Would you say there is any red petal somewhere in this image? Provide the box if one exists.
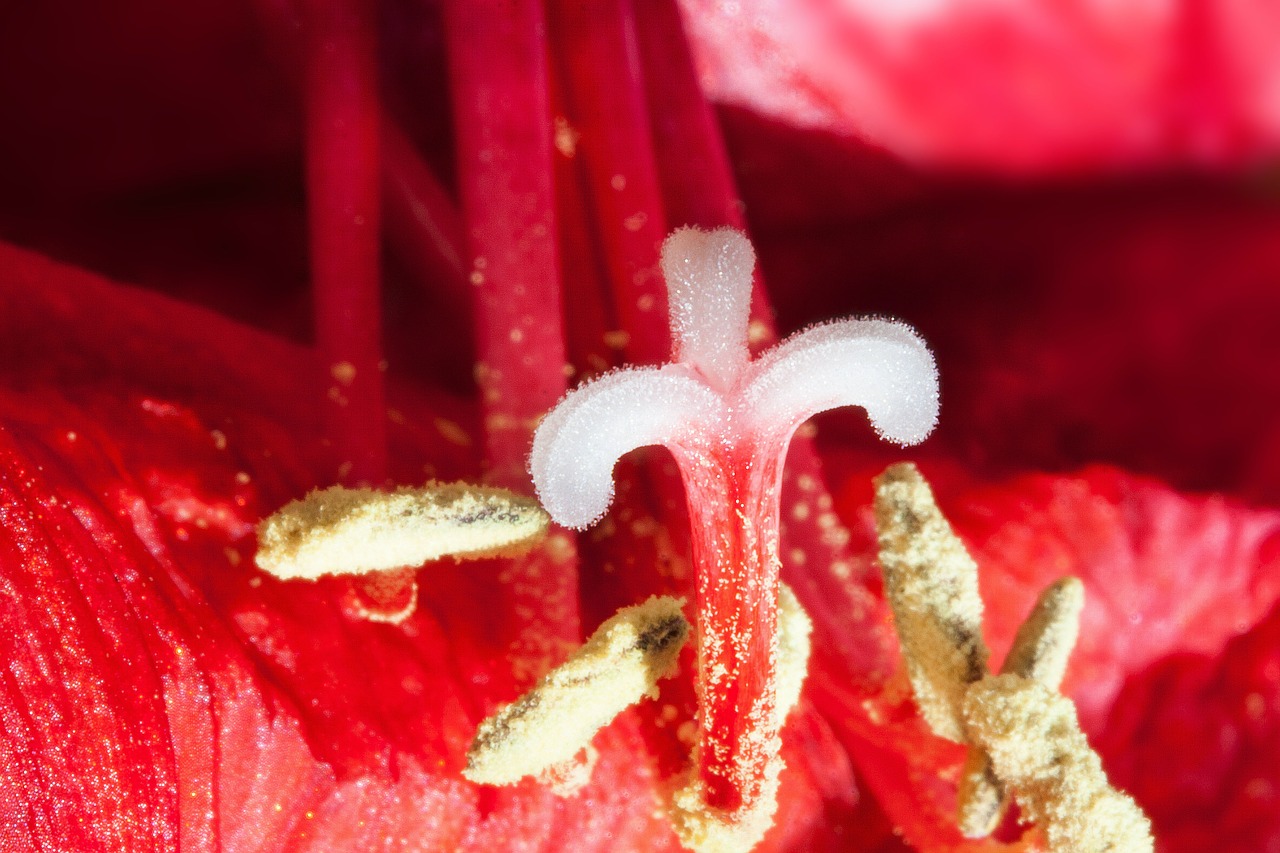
[1100,599,1280,851]
[682,0,1280,171]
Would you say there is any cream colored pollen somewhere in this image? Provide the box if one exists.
[963,675,1154,853]
[874,462,989,741]
[958,576,1085,837]
[875,463,1150,849]
[255,482,549,581]
[1002,576,1084,687]
[669,763,782,853]
[464,596,689,786]
[962,573,1080,835]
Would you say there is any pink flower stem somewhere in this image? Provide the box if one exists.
[442,0,580,655]
[302,0,387,485]
[252,0,471,330]
[632,0,748,233]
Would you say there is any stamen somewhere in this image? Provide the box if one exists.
[955,749,1007,841]
[873,463,1151,847]
[874,462,989,742]
[1002,576,1084,687]
[255,482,548,580]
[963,675,1154,853]
[464,596,689,786]
[958,577,1085,837]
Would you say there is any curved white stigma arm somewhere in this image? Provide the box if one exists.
[530,226,938,850]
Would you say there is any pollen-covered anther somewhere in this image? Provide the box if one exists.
[873,464,1147,847]
[874,461,989,741]
[255,482,549,579]
[962,675,1154,853]
[464,596,689,787]
[255,482,548,624]
[958,576,1085,837]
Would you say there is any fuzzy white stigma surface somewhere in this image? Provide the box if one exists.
[874,462,989,742]
[255,482,548,580]
[963,675,1154,853]
[464,596,689,786]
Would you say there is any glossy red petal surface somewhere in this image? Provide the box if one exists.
[1100,600,1280,852]
[0,248,686,851]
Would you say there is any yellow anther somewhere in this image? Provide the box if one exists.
[255,482,548,580]
[959,576,1085,836]
[775,582,813,724]
[1003,576,1084,687]
[874,463,1149,847]
[464,596,689,786]
[963,675,1154,853]
[874,462,989,742]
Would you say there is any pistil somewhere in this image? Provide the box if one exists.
[532,226,938,845]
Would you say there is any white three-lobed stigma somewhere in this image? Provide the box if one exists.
[530,226,940,529]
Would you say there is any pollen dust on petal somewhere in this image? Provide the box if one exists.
[464,596,689,786]
[254,482,548,581]
[963,674,1154,853]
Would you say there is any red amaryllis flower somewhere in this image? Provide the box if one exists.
[2,1,1279,852]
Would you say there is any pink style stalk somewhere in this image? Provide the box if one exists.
[531,226,939,835]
